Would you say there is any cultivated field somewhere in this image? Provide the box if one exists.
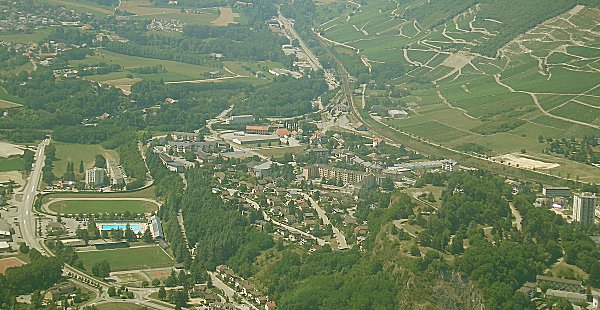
[72,50,224,83]
[47,199,159,214]
[321,0,600,179]
[0,158,24,172]
[52,142,119,177]
[212,7,240,26]
[0,142,24,158]
[0,28,52,43]
[78,246,174,272]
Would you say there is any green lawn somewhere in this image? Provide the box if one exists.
[0,158,24,172]
[95,303,148,310]
[78,246,174,272]
[52,142,118,178]
[256,146,306,158]
[0,28,52,43]
[71,50,221,83]
[48,199,159,214]
[43,186,156,202]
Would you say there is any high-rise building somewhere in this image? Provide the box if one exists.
[572,192,597,225]
[85,167,105,188]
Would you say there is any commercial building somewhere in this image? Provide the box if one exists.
[85,167,105,188]
[573,192,597,225]
[232,135,280,145]
[543,187,571,198]
[388,109,409,119]
[228,115,255,125]
[245,126,271,135]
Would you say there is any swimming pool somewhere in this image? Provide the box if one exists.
[100,224,144,234]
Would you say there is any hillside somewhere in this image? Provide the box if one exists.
[313,0,600,181]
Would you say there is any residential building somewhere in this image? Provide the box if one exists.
[303,165,373,185]
[536,275,583,293]
[171,132,202,142]
[0,219,11,241]
[245,125,271,135]
[85,167,104,188]
[107,159,124,186]
[228,115,255,124]
[545,289,587,303]
[167,161,185,173]
[388,109,409,119]
[543,187,571,198]
[573,192,597,225]
[308,148,330,158]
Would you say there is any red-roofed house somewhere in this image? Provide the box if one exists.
[265,301,277,310]
[246,126,271,135]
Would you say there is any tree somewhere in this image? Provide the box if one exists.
[91,260,111,278]
[158,287,167,300]
[124,224,136,241]
[110,229,123,241]
[426,192,435,202]
[19,242,30,254]
[107,286,116,296]
[143,228,153,243]
[79,160,84,173]
[381,178,394,191]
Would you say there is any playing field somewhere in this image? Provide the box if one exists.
[48,199,159,214]
[0,158,24,172]
[78,246,174,272]
[52,142,119,177]
[0,257,26,275]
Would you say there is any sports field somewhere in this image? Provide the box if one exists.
[0,257,26,275]
[78,246,174,272]
[52,142,119,177]
[48,199,159,214]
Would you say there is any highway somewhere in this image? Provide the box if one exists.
[277,12,322,71]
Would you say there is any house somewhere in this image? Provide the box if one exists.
[167,161,185,173]
[0,219,11,241]
[352,123,368,131]
[44,283,76,301]
[372,137,384,147]
[265,301,277,310]
[253,161,273,178]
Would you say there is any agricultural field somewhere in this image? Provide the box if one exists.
[0,157,24,172]
[43,0,114,15]
[77,246,174,272]
[0,28,52,44]
[52,142,119,177]
[322,0,600,173]
[47,199,159,214]
[71,50,228,84]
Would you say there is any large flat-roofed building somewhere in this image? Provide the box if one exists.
[388,109,409,119]
[573,192,597,225]
[245,126,271,135]
[85,167,104,188]
[543,186,571,198]
[228,115,255,125]
[536,275,583,293]
[232,135,280,145]
[302,165,373,185]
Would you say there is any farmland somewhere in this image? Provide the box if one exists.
[52,142,119,177]
[47,199,159,214]
[0,157,24,172]
[77,246,174,272]
[317,0,599,180]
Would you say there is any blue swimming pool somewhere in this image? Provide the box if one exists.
[100,224,144,234]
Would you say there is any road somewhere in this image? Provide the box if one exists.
[509,202,523,231]
[209,272,256,310]
[17,139,48,253]
[303,194,349,250]
[278,12,322,71]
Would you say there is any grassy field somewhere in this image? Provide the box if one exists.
[44,0,113,15]
[0,28,52,43]
[78,246,174,272]
[72,50,221,83]
[52,142,119,177]
[48,199,159,214]
[95,303,149,310]
[256,146,306,158]
[0,158,24,172]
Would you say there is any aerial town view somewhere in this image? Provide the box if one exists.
[0,0,598,309]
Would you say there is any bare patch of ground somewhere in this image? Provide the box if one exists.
[0,99,22,109]
[0,171,25,186]
[0,142,23,158]
[441,52,475,70]
[103,78,143,95]
[211,7,239,26]
[492,153,559,170]
[0,257,26,275]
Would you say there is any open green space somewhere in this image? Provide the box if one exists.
[72,50,223,82]
[43,0,113,15]
[78,246,174,272]
[48,199,159,214]
[52,142,118,177]
[95,303,150,310]
[256,146,306,158]
[0,28,52,43]
[0,158,24,172]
